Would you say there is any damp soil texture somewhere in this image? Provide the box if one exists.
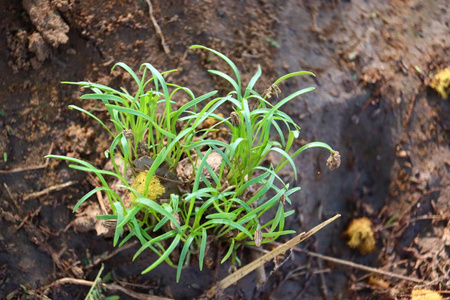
[1,1,449,299]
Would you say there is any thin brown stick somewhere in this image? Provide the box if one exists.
[39,277,173,300]
[154,174,184,184]
[108,282,173,300]
[145,0,170,55]
[16,206,42,231]
[23,181,77,201]
[290,268,331,278]
[251,248,267,290]
[356,259,410,282]
[0,143,53,174]
[205,214,341,298]
[95,188,107,213]
[86,174,108,214]
[403,94,417,132]
[3,183,23,214]
[85,240,138,269]
[317,256,329,299]
[298,249,426,284]
[409,214,450,223]
[0,163,48,174]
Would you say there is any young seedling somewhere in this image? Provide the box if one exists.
[47,45,339,282]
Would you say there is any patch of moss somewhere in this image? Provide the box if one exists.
[344,217,376,254]
[130,171,165,201]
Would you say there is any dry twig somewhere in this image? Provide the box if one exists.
[87,173,108,214]
[23,180,77,201]
[205,214,341,298]
[297,249,426,284]
[251,249,267,290]
[16,205,42,230]
[3,183,23,214]
[39,277,173,300]
[85,240,139,269]
[317,255,330,299]
[145,0,170,55]
[403,94,417,132]
[0,143,53,174]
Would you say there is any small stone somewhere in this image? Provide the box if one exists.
[66,48,77,55]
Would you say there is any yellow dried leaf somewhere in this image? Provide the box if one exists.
[411,289,443,300]
[130,171,165,201]
[344,217,376,254]
[368,275,389,288]
[200,113,224,129]
[430,68,450,100]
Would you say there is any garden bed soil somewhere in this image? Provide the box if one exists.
[0,0,449,299]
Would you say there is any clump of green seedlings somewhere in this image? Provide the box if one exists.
[48,45,339,281]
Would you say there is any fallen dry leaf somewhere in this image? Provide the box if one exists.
[411,289,443,300]
[176,151,223,182]
[72,202,113,237]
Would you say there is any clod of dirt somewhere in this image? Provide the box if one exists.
[6,30,30,73]
[22,0,69,48]
[28,32,50,62]
[343,217,376,255]
[65,124,96,156]
[52,0,71,13]
[411,289,443,300]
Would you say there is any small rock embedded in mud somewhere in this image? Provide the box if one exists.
[326,151,341,170]
[66,48,77,55]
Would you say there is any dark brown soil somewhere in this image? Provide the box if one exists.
[1,1,449,299]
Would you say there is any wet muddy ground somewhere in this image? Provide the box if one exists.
[0,0,449,299]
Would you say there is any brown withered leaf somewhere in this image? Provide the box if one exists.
[326,151,341,170]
